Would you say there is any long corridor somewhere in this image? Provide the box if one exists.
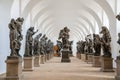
[23,57,115,80]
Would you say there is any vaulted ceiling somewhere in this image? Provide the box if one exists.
[11,0,115,43]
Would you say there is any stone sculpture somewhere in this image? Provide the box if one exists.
[24,27,38,57]
[93,34,101,56]
[84,35,93,54]
[117,33,120,59]
[56,40,62,56]
[76,41,85,54]
[39,34,47,55]
[58,27,71,62]
[8,17,24,57]
[116,13,120,21]
[69,41,73,55]
[33,33,42,56]
[100,26,111,58]
[58,27,70,49]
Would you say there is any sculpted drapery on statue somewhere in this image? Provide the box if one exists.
[24,27,38,57]
[58,27,70,49]
[58,27,71,62]
[33,33,42,56]
[117,33,120,59]
[93,34,101,56]
[39,34,47,55]
[8,17,24,57]
[84,35,93,54]
[100,26,112,58]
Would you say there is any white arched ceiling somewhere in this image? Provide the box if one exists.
[20,0,115,42]
[38,14,89,36]
[31,4,99,32]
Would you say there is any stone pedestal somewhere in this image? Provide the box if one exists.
[23,57,34,71]
[92,56,101,67]
[44,54,47,62]
[87,54,93,63]
[5,56,23,80]
[61,49,71,62]
[115,59,120,80]
[40,55,44,64]
[77,53,81,59]
[46,54,50,60]
[81,54,87,61]
[100,57,114,72]
[34,56,40,67]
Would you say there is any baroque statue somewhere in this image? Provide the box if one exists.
[117,33,120,59]
[8,17,24,57]
[33,33,42,56]
[84,35,93,54]
[56,40,62,56]
[24,27,38,57]
[100,26,112,58]
[93,34,101,56]
[116,13,120,21]
[58,27,70,49]
[39,34,47,55]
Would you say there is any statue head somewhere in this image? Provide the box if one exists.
[100,26,108,35]
[116,13,120,21]
[118,33,120,37]
[39,33,42,37]
[45,37,48,40]
[10,18,15,23]
[29,27,34,31]
[16,17,24,22]
[64,26,70,32]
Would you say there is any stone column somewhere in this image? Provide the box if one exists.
[23,57,34,71]
[5,56,23,80]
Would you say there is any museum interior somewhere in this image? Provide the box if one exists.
[0,0,120,80]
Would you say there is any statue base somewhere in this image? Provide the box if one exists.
[115,59,120,80]
[47,54,50,60]
[69,54,74,57]
[23,57,34,71]
[92,56,101,67]
[100,57,114,72]
[44,54,47,62]
[81,54,87,61]
[86,54,93,63]
[61,49,71,62]
[40,55,44,64]
[34,56,40,67]
[5,56,23,80]
[115,76,120,80]
[77,53,81,59]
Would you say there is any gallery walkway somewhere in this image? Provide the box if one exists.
[23,57,115,80]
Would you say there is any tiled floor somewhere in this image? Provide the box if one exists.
[23,57,115,80]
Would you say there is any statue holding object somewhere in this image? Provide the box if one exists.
[24,27,38,57]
